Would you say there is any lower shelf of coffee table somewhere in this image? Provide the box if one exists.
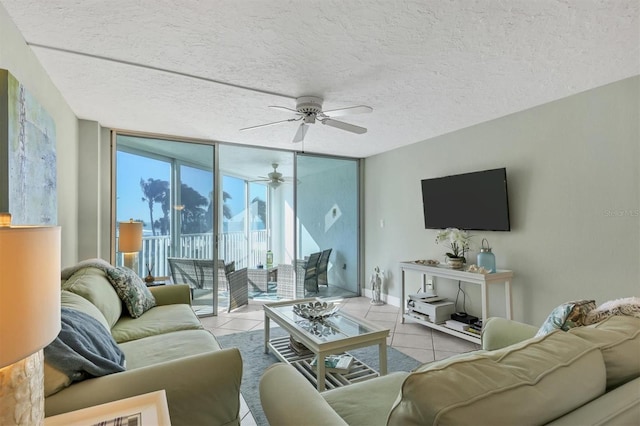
[269,335,380,390]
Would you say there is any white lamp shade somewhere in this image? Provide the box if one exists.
[119,221,143,253]
[0,225,61,368]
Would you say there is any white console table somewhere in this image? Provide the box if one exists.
[400,261,514,344]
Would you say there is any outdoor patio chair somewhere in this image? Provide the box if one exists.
[276,264,294,300]
[302,251,322,294]
[167,257,199,296]
[192,259,215,289]
[317,248,332,287]
[167,257,228,296]
[227,267,248,312]
[276,263,305,300]
[217,259,229,291]
[169,257,247,311]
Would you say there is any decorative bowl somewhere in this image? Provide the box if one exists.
[293,301,339,321]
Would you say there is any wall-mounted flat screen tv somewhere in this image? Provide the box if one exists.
[421,168,511,231]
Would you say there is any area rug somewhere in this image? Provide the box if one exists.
[217,327,421,426]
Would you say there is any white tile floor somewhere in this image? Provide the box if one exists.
[200,296,480,425]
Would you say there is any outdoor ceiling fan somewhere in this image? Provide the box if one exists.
[252,163,288,189]
[240,96,372,143]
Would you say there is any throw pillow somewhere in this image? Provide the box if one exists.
[535,299,596,337]
[585,297,640,325]
[105,266,156,318]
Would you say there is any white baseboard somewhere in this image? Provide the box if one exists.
[361,288,401,308]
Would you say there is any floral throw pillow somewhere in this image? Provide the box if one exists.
[105,267,156,318]
[535,299,596,337]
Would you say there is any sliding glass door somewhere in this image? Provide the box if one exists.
[115,134,217,315]
[218,144,294,300]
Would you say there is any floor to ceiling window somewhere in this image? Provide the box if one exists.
[114,133,361,315]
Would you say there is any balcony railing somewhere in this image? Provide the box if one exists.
[133,230,268,277]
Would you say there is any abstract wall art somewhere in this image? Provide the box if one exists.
[0,69,57,225]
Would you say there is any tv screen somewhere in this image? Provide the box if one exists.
[421,168,510,231]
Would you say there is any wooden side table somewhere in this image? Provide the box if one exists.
[400,261,514,344]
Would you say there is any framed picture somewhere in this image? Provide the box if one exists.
[44,390,171,426]
[0,69,57,225]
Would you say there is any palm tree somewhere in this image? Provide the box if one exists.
[206,190,233,230]
[140,178,169,236]
[159,184,171,235]
[180,183,208,233]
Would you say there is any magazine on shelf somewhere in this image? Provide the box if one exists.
[289,336,312,356]
[310,354,354,374]
[466,327,481,336]
[469,320,483,333]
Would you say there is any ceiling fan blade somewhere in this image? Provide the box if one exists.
[292,123,308,143]
[240,117,300,131]
[321,105,373,118]
[269,105,299,114]
[321,118,367,134]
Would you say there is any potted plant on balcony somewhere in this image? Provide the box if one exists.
[435,228,471,269]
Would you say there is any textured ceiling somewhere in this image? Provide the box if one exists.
[1,0,638,158]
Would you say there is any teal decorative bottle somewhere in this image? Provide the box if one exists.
[266,250,273,269]
[477,238,496,273]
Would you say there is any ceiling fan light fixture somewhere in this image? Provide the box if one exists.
[240,96,372,144]
[269,180,281,189]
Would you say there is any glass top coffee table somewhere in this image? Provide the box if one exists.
[264,298,389,391]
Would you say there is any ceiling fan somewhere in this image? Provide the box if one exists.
[240,96,372,143]
[252,163,288,188]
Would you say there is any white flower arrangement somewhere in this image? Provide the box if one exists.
[435,228,471,259]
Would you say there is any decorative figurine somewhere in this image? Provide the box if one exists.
[370,266,384,305]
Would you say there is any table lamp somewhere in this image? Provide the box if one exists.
[118,219,142,272]
[0,212,61,425]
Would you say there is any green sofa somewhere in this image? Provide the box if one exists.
[45,265,243,426]
[260,315,640,425]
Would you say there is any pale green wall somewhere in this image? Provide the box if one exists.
[0,4,79,267]
[364,76,639,325]
[77,120,112,262]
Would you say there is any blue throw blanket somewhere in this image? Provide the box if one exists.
[44,308,125,382]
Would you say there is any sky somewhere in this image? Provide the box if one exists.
[116,150,263,231]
